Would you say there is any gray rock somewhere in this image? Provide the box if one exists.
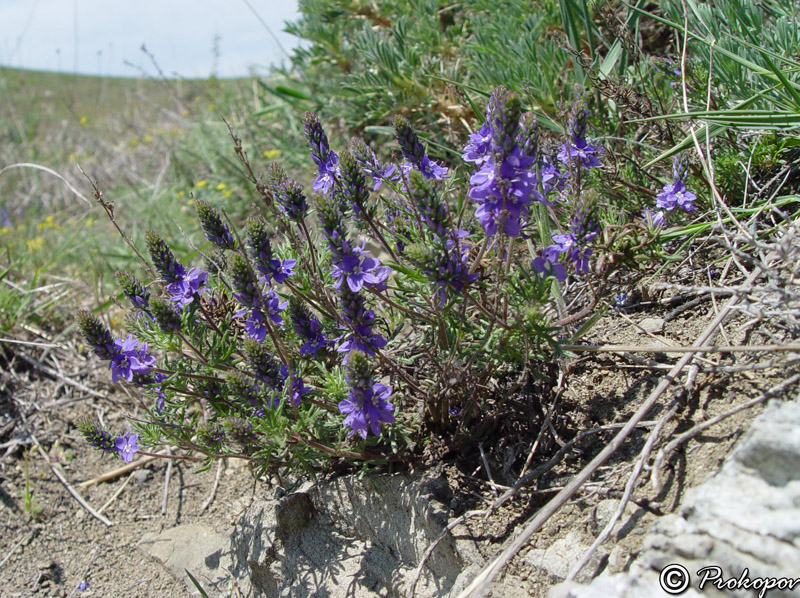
[637,317,665,334]
[138,523,233,597]
[140,473,532,598]
[524,530,606,583]
[549,396,800,598]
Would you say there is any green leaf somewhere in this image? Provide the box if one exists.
[568,307,605,344]
[184,569,210,598]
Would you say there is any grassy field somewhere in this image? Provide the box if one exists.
[0,67,286,333]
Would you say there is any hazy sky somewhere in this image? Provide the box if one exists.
[0,0,302,78]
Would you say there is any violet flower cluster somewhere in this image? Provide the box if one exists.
[533,202,600,279]
[463,86,563,238]
[393,115,448,181]
[338,350,395,439]
[78,310,156,383]
[289,296,330,355]
[145,231,208,308]
[557,103,604,170]
[407,170,478,305]
[230,253,288,343]
[303,111,340,196]
[312,155,390,358]
[116,270,151,313]
[79,419,140,463]
[196,200,235,250]
[268,162,309,222]
[350,136,398,191]
[646,157,697,227]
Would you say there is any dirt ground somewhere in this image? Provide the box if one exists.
[0,253,794,597]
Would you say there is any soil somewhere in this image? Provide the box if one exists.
[0,342,257,598]
[0,254,794,597]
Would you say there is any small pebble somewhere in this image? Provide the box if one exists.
[638,317,665,334]
[133,469,151,484]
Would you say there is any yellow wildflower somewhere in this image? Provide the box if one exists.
[263,149,280,159]
[26,237,45,251]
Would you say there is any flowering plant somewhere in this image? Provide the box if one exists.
[79,86,697,472]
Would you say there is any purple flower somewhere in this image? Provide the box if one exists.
[531,255,567,282]
[109,335,154,382]
[538,203,599,275]
[114,432,139,463]
[303,112,341,196]
[270,258,296,283]
[336,286,387,357]
[166,267,208,308]
[656,180,696,213]
[654,157,697,214]
[77,310,117,360]
[289,297,330,355]
[77,581,90,592]
[332,253,391,292]
[557,106,604,169]
[272,178,309,221]
[244,312,267,342]
[338,350,395,439]
[246,219,296,284]
[462,122,493,165]
[145,231,187,285]
[539,160,567,198]
[290,376,311,407]
[236,289,288,342]
[116,270,150,311]
[262,289,288,324]
[394,116,448,181]
[400,157,449,181]
[469,146,539,237]
[350,136,399,190]
[642,207,666,228]
[303,112,335,166]
[313,153,340,196]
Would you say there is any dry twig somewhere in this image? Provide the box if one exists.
[21,414,113,527]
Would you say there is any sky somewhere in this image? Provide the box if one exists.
[0,0,302,78]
